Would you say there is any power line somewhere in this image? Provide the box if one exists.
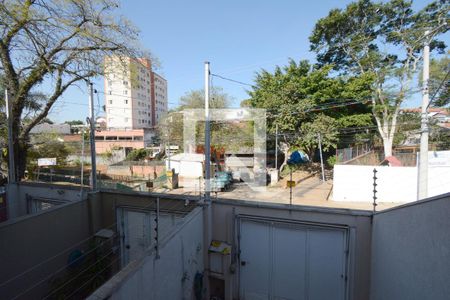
[210,73,254,87]
[428,69,450,108]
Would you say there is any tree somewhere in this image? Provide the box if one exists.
[126,148,151,161]
[0,0,144,180]
[179,87,231,110]
[65,120,84,126]
[248,59,373,160]
[27,132,74,174]
[310,0,448,157]
[428,53,450,107]
[158,87,233,151]
[298,114,339,159]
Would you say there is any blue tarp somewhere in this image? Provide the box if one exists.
[287,150,309,165]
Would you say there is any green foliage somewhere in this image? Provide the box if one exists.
[309,0,449,156]
[0,0,143,179]
[297,114,339,158]
[65,120,84,126]
[249,59,372,132]
[393,112,421,146]
[248,59,373,157]
[326,155,337,167]
[126,148,152,161]
[394,111,450,147]
[27,133,74,171]
[158,87,234,150]
[179,87,231,110]
[428,53,450,107]
[337,114,373,128]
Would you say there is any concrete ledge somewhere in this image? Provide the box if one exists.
[213,197,373,216]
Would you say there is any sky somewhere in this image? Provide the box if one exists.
[48,0,445,123]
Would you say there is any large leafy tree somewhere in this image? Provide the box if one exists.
[428,53,450,107]
[310,0,449,157]
[0,0,143,180]
[248,59,373,163]
[158,87,233,151]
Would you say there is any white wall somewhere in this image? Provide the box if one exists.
[6,182,87,219]
[370,193,450,300]
[89,207,204,300]
[166,159,203,178]
[333,165,450,203]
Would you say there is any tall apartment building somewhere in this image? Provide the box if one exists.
[104,56,168,129]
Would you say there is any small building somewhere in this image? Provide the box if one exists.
[94,128,155,154]
[166,153,205,189]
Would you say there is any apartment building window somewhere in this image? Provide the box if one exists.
[108,81,112,86]
[123,90,128,95]
[109,100,113,104]
[108,91,112,95]
[123,81,128,85]
[124,99,128,104]
[124,117,128,122]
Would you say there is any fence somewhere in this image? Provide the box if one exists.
[336,144,372,163]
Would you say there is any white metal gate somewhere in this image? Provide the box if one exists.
[239,218,348,300]
[117,209,152,266]
[117,208,181,266]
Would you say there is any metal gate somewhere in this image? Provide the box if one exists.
[238,217,348,300]
[117,208,152,266]
[117,207,180,266]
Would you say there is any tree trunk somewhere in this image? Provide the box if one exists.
[279,142,289,173]
[18,142,28,180]
[382,136,393,157]
[12,137,29,181]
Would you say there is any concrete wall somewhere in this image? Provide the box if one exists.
[105,164,164,178]
[370,193,450,300]
[6,182,88,219]
[211,200,373,300]
[333,165,450,203]
[88,206,204,300]
[0,199,93,299]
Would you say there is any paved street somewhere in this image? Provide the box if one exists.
[157,174,400,211]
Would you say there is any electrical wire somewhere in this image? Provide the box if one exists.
[210,73,254,87]
[428,69,450,108]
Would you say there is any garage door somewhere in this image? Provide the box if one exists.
[239,218,348,300]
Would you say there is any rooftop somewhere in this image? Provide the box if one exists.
[1,182,449,300]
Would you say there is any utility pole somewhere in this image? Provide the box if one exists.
[418,30,430,200]
[289,168,293,206]
[88,82,97,191]
[318,133,326,182]
[5,89,16,183]
[203,61,212,300]
[167,115,172,171]
[204,61,211,201]
[80,127,85,199]
[275,123,278,170]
